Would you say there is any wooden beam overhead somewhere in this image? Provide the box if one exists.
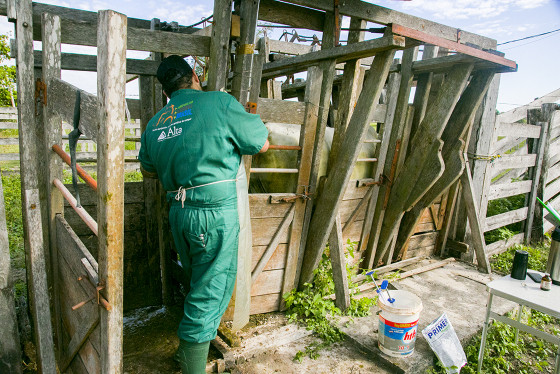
[388,24,516,71]
[279,0,497,49]
[258,0,324,31]
[0,0,201,31]
[262,33,405,78]
[34,51,160,75]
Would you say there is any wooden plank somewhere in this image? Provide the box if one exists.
[49,78,98,143]
[252,244,287,271]
[249,194,295,218]
[496,122,542,139]
[436,182,460,257]
[15,1,56,372]
[525,121,548,242]
[544,177,560,202]
[498,88,560,124]
[329,17,367,171]
[299,50,396,285]
[375,64,474,266]
[491,154,536,170]
[262,34,405,78]
[463,74,501,256]
[252,217,290,247]
[484,207,528,232]
[546,163,560,185]
[486,232,524,256]
[62,182,144,206]
[34,51,160,75]
[446,238,469,253]
[328,217,350,310]
[282,0,496,49]
[63,203,143,236]
[488,180,532,201]
[359,71,400,256]
[373,48,418,267]
[267,39,313,55]
[257,98,306,124]
[207,0,232,91]
[295,66,329,289]
[251,269,284,296]
[393,70,494,261]
[491,136,525,156]
[251,205,295,284]
[42,13,65,360]
[249,293,281,315]
[343,182,371,200]
[96,10,126,374]
[341,191,370,232]
[389,24,516,70]
[460,158,492,273]
[258,0,324,31]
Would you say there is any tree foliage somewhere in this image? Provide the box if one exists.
[0,34,16,107]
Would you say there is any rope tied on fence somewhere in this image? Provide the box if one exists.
[467,152,502,163]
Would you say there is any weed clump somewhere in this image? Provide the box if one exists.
[283,241,376,361]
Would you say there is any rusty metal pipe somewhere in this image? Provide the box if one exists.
[52,144,98,191]
[53,178,98,236]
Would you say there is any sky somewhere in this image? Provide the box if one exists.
[1,0,559,112]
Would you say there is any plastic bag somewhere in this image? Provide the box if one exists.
[422,313,467,374]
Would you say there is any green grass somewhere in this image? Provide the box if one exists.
[484,193,526,244]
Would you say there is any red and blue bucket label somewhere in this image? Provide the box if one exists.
[378,315,419,355]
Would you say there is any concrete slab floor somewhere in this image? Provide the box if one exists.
[122,258,519,373]
[337,259,518,373]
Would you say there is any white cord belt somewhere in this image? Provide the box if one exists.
[170,179,238,208]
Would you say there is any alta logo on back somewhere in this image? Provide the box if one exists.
[157,126,183,142]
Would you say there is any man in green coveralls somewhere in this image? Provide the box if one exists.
[138,55,269,373]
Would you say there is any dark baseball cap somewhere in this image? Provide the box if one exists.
[156,55,193,89]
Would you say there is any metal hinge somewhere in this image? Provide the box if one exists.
[34,78,47,116]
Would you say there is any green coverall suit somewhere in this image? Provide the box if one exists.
[138,88,268,372]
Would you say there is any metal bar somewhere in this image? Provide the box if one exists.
[389,24,517,71]
[477,293,493,373]
[53,178,98,236]
[250,168,299,174]
[52,144,97,191]
[356,158,378,162]
[363,139,382,143]
[268,144,302,151]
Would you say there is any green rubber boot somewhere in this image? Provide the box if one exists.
[175,339,210,374]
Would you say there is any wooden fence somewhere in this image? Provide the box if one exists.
[475,90,560,255]
[0,106,141,169]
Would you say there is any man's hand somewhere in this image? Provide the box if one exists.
[140,166,158,179]
[259,139,269,153]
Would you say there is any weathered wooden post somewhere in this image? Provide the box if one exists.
[530,103,560,242]
[13,0,56,372]
[97,9,127,373]
[41,11,65,357]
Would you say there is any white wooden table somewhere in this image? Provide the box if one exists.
[478,273,560,374]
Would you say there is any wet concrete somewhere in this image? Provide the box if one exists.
[123,305,222,374]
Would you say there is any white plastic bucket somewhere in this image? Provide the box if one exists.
[377,289,423,357]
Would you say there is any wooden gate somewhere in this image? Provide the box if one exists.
[247,97,318,314]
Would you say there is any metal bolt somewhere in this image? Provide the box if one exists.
[23,22,29,27]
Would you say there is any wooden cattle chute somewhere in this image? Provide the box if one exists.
[5,0,519,371]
